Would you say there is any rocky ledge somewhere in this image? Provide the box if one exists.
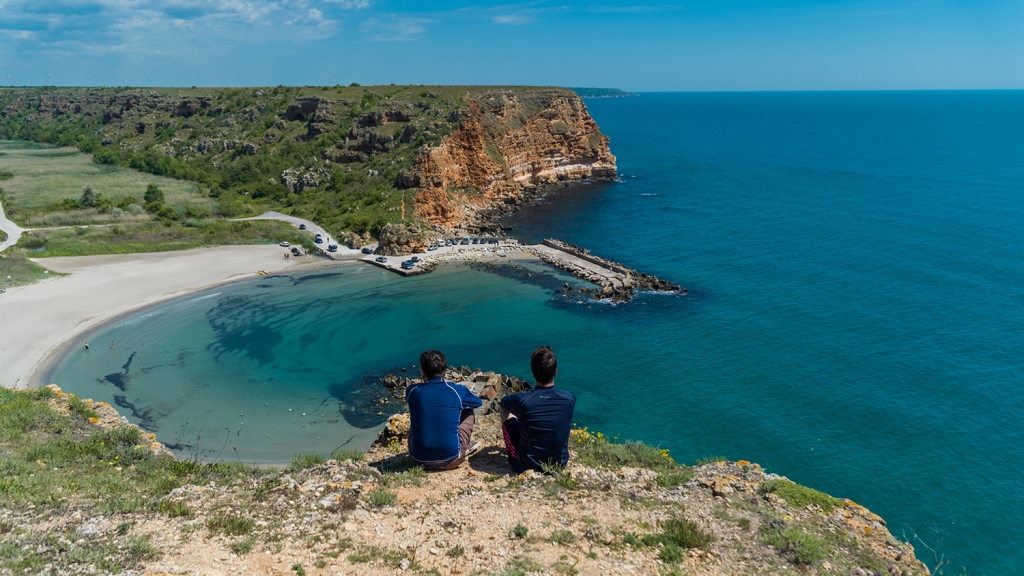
[0,383,930,576]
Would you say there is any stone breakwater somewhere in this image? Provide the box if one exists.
[530,238,685,302]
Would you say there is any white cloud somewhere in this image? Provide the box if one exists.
[360,14,432,41]
[492,14,532,25]
[323,0,371,9]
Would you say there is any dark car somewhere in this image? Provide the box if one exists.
[400,261,415,270]
[361,247,373,254]
[314,235,323,244]
[327,244,337,252]
[472,238,479,245]
[291,247,302,256]
[375,256,387,263]
[410,256,420,263]
[299,224,306,230]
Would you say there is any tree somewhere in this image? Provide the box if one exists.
[79,184,99,207]
[144,183,165,205]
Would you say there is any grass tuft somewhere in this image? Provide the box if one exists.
[206,514,254,536]
[366,489,397,508]
[759,479,841,513]
[289,452,325,470]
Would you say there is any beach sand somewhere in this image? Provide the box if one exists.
[0,245,353,389]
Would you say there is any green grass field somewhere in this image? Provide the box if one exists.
[0,255,56,288]
[0,140,213,226]
[15,219,314,258]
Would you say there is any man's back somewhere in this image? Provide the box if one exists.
[406,378,482,464]
[501,387,576,470]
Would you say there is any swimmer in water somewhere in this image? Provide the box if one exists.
[111,341,115,349]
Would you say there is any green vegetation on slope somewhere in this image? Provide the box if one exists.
[0,255,57,288]
[0,85,545,239]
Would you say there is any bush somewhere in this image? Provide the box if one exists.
[763,524,827,565]
[79,184,100,207]
[759,479,841,513]
[144,184,165,204]
[550,530,575,544]
[231,537,255,555]
[510,524,528,539]
[206,514,254,536]
[158,500,192,517]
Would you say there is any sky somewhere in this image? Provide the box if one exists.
[0,0,1021,91]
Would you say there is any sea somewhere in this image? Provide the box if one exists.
[51,91,1024,574]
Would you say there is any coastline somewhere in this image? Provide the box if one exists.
[0,245,358,390]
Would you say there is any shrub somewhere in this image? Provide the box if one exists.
[366,489,396,508]
[80,184,100,207]
[144,184,165,205]
[231,537,255,555]
[206,514,254,536]
[66,394,98,419]
[447,545,464,557]
[158,500,192,517]
[510,524,528,539]
[763,525,827,565]
[550,529,576,544]
[759,479,841,512]
[126,534,160,563]
[694,455,728,466]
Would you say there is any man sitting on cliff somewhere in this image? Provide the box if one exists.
[406,349,483,470]
[500,346,577,473]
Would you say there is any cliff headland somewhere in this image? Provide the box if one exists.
[0,380,930,575]
[0,86,614,260]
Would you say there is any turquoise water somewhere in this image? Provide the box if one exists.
[52,91,1024,573]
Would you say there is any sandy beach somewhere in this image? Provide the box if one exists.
[0,245,354,390]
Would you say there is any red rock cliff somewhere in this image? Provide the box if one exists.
[411,89,616,230]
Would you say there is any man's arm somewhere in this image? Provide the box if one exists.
[457,385,483,409]
[499,393,520,421]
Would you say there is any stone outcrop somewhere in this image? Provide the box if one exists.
[375,223,432,256]
[42,384,171,457]
[411,89,617,231]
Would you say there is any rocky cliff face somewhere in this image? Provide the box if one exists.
[410,90,616,232]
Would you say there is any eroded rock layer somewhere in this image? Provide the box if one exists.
[412,90,617,231]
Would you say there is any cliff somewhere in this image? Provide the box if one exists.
[0,382,931,576]
[409,90,616,232]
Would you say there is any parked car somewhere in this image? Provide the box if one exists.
[299,224,306,230]
[328,244,338,252]
[314,234,323,244]
[410,256,420,263]
[460,237,470,245]
[444,240,452,247]
[375,256,387,263]
[427,244,438,251]
[400,261,415,270]
[291,247,302,256]
[361,247,373,254]
[279,241,291,247]
[471,238,479,245]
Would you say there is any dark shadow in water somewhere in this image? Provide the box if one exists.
[329,373,394,429]
[111,393,161,430]
[204,295,288,365]
[100,351,137,391]
[291,271,345,286]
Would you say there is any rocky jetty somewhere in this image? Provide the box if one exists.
[533,239,685,302]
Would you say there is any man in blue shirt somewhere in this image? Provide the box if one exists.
[500,346,576,473]
[406,349,483,470]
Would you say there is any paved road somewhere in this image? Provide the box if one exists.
[235,211,364,257]
[0,199,26,251]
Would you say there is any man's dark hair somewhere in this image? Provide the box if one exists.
[531,346,557,384]
[419,349,447,379]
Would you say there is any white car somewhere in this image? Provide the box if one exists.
[279,242,291,247]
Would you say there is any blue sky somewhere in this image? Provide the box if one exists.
[1,0,1021,90]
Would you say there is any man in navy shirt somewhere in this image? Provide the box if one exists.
[500,346,576,473]
[406,349,483,470]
